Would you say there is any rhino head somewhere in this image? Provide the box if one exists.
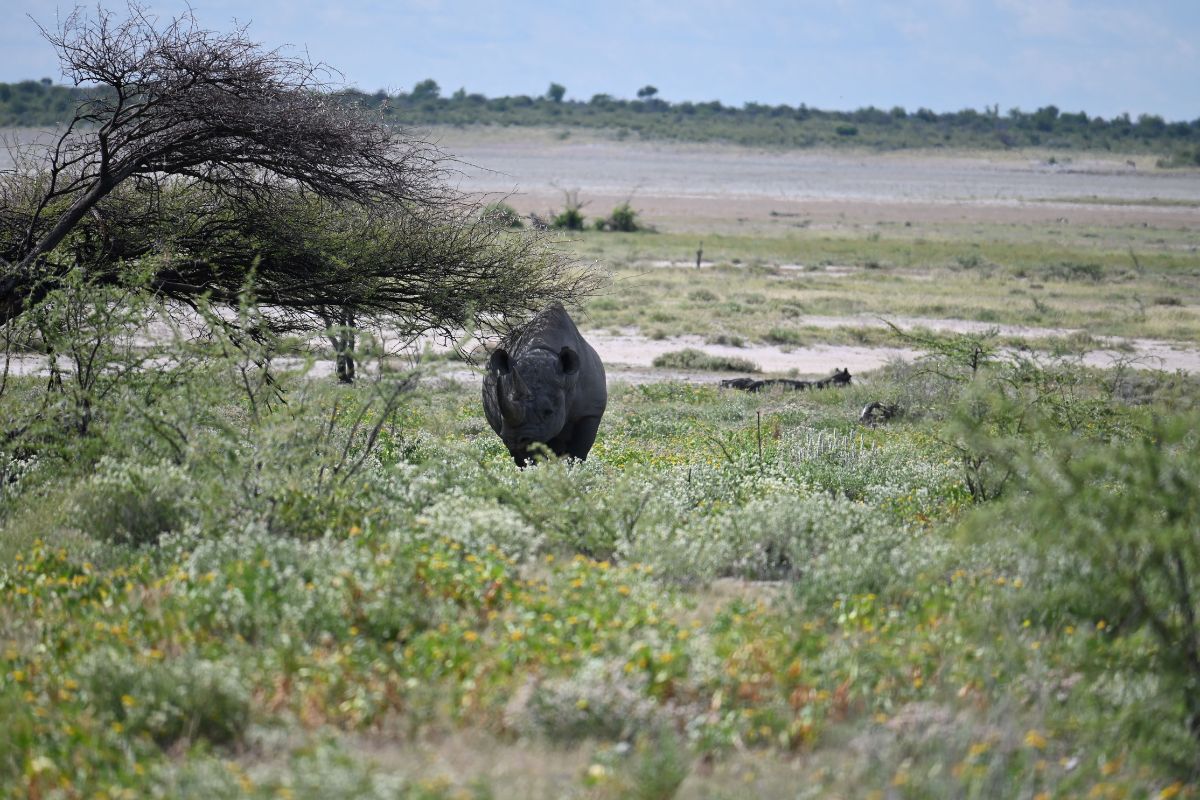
[489,345,581,460]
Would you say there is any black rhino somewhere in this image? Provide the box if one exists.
[482,304,607,465]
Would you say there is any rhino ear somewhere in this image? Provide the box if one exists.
[559,346,580,375]
[489,348,512,375]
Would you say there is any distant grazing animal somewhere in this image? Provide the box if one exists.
[721,368,852,393]
[483,304,607,466]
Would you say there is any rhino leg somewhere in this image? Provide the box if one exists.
[564,415,602,461]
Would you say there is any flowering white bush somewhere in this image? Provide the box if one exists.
[417,489,543,562]
[70,456,193,545]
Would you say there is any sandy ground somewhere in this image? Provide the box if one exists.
[433,128,1200,230]
[7,321,1196,385]
[11,127,1196,229]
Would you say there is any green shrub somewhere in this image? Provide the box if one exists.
[70,457,192,546]
[1156,147,1200,168]
[715,494,939,598]
[490,458,659,559]
[603,202,640,232]
[1043,260,1104,282]
[516,658,659,742]
[551,206,586,230]
[652,348,759,372]
[705,333,744,347]
[174,522,479,646]
[417,489,542,561]
[482,201,524,228]
[166,741,480,799]
[79,651,250,747]
[1023,415,1200,746]
[628,729,690,800]
[765,327,804,346]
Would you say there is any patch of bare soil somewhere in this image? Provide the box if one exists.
[436,129,1200,230]
[573,321,1200,381]
[586,331,917,376]
[12,319,1199,385]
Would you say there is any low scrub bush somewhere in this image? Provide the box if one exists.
[714,494,940,598]
[79,651,250,747]
[551,206,586,230]
[1021,415,1200,752]
[482,201,524,227]
[652,348,759,372]
[164,741,477,799]
[706,333,745,347]
[417,489,543,561]
[70,457,193,546]
[780,427,966,516]
[765,327,804,346]
[489,458,663,559]
[1042,260,1104,282]
[516,657,660,742]
[594,202,642,232]
[1157,146,1200,168]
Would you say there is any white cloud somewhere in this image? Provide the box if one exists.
[996,0,1075,36]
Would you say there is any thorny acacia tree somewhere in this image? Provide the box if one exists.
[65,182,596,380]
[0,4,599,355]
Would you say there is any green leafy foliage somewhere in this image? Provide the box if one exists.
[594,202,642,232]
[0,278,1197,796]
[551,206,586,231]
[651,348,759,372]
[69,457,193,546]
[1020,416,1200,749]
[482,202,524,228]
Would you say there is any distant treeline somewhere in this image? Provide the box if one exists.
[4,77,1199,160]
[0,79,91,126]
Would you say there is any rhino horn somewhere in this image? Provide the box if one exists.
[498,377,524,425]
[510,366,531,399]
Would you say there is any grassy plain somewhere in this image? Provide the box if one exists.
[3,143,1200,798]
[560,207,1200,366]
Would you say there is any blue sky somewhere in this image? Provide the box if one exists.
[2,0,1197,121]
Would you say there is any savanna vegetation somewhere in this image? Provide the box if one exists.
[3,273,1200,797]
[4,5,1200,800]
[569,216,1200,352]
